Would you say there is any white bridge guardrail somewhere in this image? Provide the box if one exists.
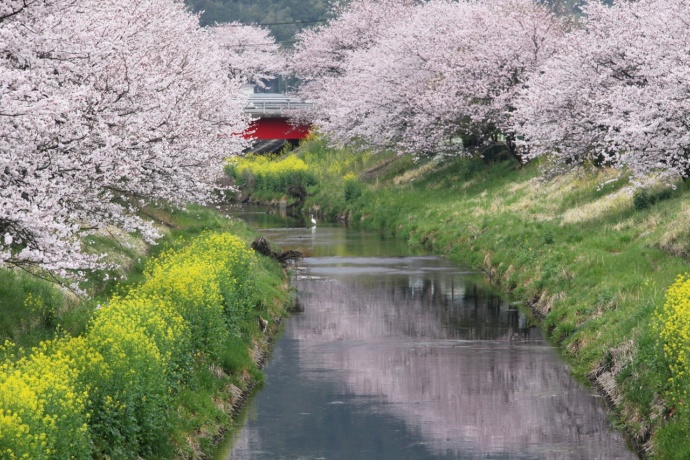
[244,94,312,115]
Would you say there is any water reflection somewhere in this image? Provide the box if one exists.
[292,257,531,343]
[222,204,425,258]
[217,214,634,460]
[221,204,303,229]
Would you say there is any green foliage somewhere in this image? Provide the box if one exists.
[218,335,255,377]
[0,270,65,346]
[656,275,690,426]
[343,172,363,202]
[298,136,379,180]
[654,421,690,459]
[0,340,92,460]
[633,187,675,211]
[552,321,576,344]
[184,0,581,45]
[298,138,690,457]
[226,153,317,196]
[0,230,288,458]
[633,189,653,210]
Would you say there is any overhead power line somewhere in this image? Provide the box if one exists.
[228,18,328,27]
[224,40,297,49]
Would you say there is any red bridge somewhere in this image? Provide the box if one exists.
[243,93,312,141]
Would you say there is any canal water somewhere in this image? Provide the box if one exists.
[216,205,635,459]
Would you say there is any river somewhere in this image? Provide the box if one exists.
[216,205,635,459]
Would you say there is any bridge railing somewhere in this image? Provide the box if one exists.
[245,94,312,115]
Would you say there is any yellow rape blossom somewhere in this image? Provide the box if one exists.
[226,153,317,193]
[0,230,262,458]
[657,274,690,410]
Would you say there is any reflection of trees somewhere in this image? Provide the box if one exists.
[324,342,631,458]
[286,259,633,458]
[294,266,536,342]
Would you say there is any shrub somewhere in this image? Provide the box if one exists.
[140,233,257,347]
[0,231,267,458]
[653,274,690,455]
[633,189,652,210]
[0,270,64,343]
[140,255,226,357]
[299,136,374,180]
[226,153,317,194]
[86,311,169,456]
[633,186,674,211]
[343,172,363,202]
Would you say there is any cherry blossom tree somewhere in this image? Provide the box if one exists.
[514,0,690,182]
[289,0,417,127]
[0,0,277,276]
[291,0,417,82]
[209,22,286,88]
[291,0,568,159]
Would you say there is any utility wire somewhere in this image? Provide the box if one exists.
[223,40,297,49]
[227,18,328,27]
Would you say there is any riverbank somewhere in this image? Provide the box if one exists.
[228,138,690,458]
[0,205,292,459]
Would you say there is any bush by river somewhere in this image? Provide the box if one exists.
[229,138,690,459]
[0,206,290,459]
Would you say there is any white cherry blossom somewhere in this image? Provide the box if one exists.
[291,0,567,159]
[514,0,690,182]
[0,0,282,275]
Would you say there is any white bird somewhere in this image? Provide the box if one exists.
[310,214,317,226]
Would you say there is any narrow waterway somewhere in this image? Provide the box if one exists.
[217,205,635,459]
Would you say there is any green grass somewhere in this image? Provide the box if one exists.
[0,204,261,349]
[223,137,397,215]
[0,269,66,347]
[294,139,690,457]
[0,202,291,459]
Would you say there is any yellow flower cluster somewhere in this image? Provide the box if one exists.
[0,340,91,459]
[226,154,317,193]
[139,232,255,356]
[342,172,358,182]
[301,143,371,178]
[0,231,259,458]
[657,274,690,409]
[230,153,309,176]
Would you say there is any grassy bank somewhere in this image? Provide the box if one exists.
[0,205,291,459]
[228,139,690,458]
